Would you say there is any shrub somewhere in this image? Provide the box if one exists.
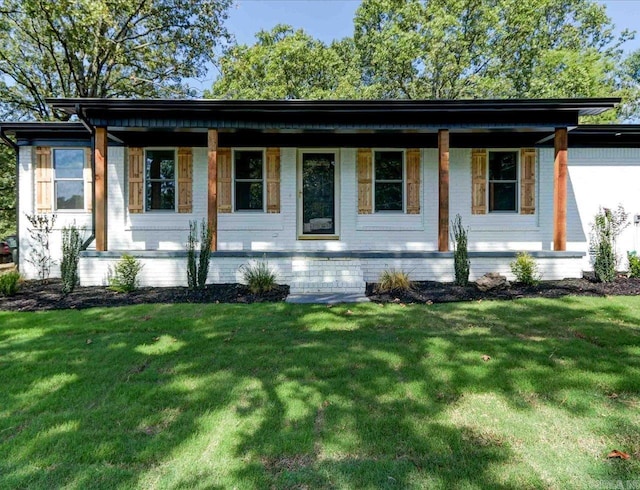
[450,214,470,286]
[591,206,628,282]
[0,270,21,296]
[61,224,83,294]
[376,269,412,293]
[187,219,213,290]
[510,252,540,286]
[628,251,640,278]
[108,254,143,293]
[240,260,277,294]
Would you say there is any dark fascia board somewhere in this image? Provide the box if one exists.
[47,97,620,117]
[568,124,640,147]
[1,122,88,136]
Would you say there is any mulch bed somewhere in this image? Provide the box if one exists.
[3,275,640,312]
[366,274,640,304]
[0,279,290,312]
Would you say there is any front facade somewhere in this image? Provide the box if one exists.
[3,98,640,293]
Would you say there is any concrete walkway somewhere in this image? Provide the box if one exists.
[286,293,370,304]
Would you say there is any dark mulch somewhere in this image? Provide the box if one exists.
[0,279,290,312]
[366,275,640,304]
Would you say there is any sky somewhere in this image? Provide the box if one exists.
[193,0,640,93]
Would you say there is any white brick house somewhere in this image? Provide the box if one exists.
[2,98,639,294]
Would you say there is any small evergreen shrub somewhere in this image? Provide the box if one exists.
[187,219,213,290]
[510,252,540,286]
[0,270,21,296]
[591,207,628,282]
[376,269,412,293]
[108,254,143,293]
[451,214,470,286]
[61,224,83,294]
[628,251,640,278]
[240,260,277,294]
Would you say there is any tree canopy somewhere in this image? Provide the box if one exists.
[0,0,232,120]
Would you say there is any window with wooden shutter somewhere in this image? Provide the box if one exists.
[471,149,487,214]
[217,148,232,213]
[406,148,421,214]
[266,148,280,213]
[35,146,52,213]
[177,147,193,213]
[520,148,536,214]
[84,148,93,212]
[128,147,144,213]
[357,148,373,214]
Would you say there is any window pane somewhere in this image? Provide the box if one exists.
[489,151,517,180]
[490,182,517,211]
[375,182,403,211]
[235,151,263,179]
[56,180,84,210]
[146,150,175,180]
[54,149,84,179]
[375,151,403,180]
[235,182,264,210]
[146,181,175,210]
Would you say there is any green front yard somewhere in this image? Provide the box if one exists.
[1,297,639,489]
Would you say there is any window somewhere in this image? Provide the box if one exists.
[53,149,84,210]
[374,151,403,211]
[488,151,518,212]
[145,150,175,211]
[234,150,264,211]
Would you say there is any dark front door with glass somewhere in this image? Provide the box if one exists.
[301,152,336,236]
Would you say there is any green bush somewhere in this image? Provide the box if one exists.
[510,252,540,286]
[450,214,470,286]
[0,270,21,296]
[628,251,640,278]
[187,219,213,290]
[240,260,277,294]
[590,206,628,283]
[61,224,83,294]
[108,254,143,293]
[376,269,412,293]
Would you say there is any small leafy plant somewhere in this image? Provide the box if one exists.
[0,270,21,296]
[187,219,213,290]
[510,252,540,286]
[108,254,143,293]
[25,213,56,280]
[61,224,84,294]
[628,251,640,278]
[451,214,470,286]
[376,269,412,293]
[591,206,628,282]
[240,259,277,294]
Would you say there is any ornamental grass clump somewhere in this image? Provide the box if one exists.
[510,252,540,286]
[376,269,412,293]
[108,254,143,293]
[240,259,277,294]
[451,214,470,286]
[0,270,21,296]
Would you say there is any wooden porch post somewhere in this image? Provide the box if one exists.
[208,129,218,251]
[95,127,108,251]
[553,127,568,251]
[438,129,450,252]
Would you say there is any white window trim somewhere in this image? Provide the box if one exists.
[144,148,178,213]
[487,149,519,214]
[373,148,406,213]
[52,147,86,212]
[232,148,267,213]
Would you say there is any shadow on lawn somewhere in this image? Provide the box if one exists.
[0,297,639,488]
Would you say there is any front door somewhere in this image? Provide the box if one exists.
[299,151,338,238]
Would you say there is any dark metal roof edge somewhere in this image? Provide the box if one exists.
[573,124,640,133]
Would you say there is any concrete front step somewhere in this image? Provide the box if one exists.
[289,282,367,294]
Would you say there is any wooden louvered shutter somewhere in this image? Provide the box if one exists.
[84,147,93,212]
[520,148,536,215]
[471,149,487,215]
[266,148,280,213]
[217,148,232,213]
[406,148,421,214]
[357,148,373,214]
[177,147,193,213]
[35,146,52,213]
[128,147,144,213]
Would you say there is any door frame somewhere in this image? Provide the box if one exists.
[297,149,340,240]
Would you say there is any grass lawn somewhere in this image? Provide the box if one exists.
[1,297,639,489]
